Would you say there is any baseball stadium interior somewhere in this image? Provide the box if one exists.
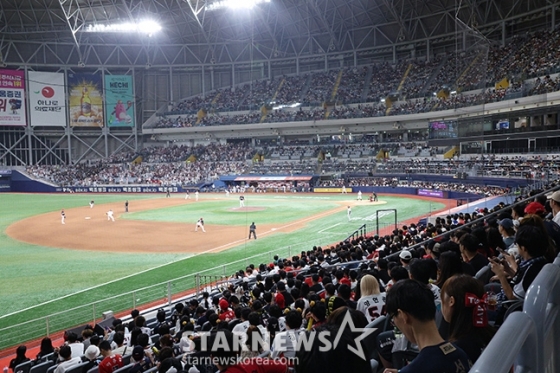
[2,0,560,372]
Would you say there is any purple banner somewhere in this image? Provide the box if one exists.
[418,189,444,198]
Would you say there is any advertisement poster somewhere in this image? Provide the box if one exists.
[104,75,134,127]
[28,71,67,127]
[0,69,26,126]
[67,72,104,127]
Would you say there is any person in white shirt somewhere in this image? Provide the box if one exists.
[356,275,386,323]
[54,346,82,373]
[66,332,84,359]
[271,310,303,359]
[107,209,115,222]
[548,191,560,225]
[232,308,251,335]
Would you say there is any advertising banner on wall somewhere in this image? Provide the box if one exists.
[28,71,67,127]
[0,69,26,126]
[67,72,104,127]
[104,75,135,127]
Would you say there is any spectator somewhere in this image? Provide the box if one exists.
[440,275,496,363]
[356,274,386,323]
[9,346,30,373]
[98,341,123,373]
[53,346,82,373]
[383,279,472,373]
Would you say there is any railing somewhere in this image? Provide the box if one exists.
[0,239,321,351]
[344,224,367,242]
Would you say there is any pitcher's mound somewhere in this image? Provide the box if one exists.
[228,206,266,212]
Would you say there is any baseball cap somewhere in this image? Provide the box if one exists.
[219,299,229,310]
[498,218,514,230]
[399,250,412,261]
[548,191,560,203]
[84,345,99,360]
[132,345,144,361]
[524,201,546,215]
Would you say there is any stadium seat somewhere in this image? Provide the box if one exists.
[45,365,57,373]
[14,360,33,373]
[112,363,133,373]
[475,265,492,284]
[29,360,54,373]
[151,334,160,346]
[86,367,98,373]
[64,362,88,373]
[122,354,132,366]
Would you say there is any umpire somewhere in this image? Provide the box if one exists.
[249,222,257,239]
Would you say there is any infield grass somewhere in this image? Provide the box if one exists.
[0,192,443,349]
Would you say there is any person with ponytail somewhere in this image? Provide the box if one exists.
[440,275,496,363]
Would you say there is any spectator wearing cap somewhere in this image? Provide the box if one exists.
[129,346,154,373]
[217,299,235,322]
[399,250,412,269]
[498,218,516,250]
[81,346,100,373]
[548,191,560,225]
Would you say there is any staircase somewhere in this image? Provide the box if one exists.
[325,70,344,119]
[443,146,459,159]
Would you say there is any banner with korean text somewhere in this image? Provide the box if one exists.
[28,71,67,127]
[67,72,104,127]
[0,69,26,126]
[104,75,135,127]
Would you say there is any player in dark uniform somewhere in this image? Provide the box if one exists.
[125,200,129,212]
[249,222,257,239]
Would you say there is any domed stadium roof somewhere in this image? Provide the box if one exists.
[0,0,553,66]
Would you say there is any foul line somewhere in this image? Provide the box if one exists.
[0,204,347,320]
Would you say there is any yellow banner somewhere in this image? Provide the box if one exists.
[314,187,353,193]
[495,77,509,90]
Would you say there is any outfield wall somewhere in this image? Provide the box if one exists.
[7,170,522,201]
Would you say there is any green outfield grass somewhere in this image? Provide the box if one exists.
[0,192,444,350]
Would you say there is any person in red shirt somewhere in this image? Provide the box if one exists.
[98,341,123,373]
[218,299,235,322]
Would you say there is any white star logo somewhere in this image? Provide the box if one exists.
[331,311,377,360]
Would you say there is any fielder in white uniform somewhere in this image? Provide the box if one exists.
[107,209,115,222]
[357,191,362,201]
[342,185,347,194]
[347,206,352,221]
[239,195,245,207]
[195,218,206,232]
[61,210,66,225]
[195,191,199,201]
[185,191,190,200]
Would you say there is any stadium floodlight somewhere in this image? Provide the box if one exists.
[206,0,271,11]
[83,20,162,36]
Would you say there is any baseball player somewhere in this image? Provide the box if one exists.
[357,191,362,201]
[239,195,245,207]
[107,209,115,222]
[166,189,171,198]
[347,206,352,221]
[373,191,378,201]
[249,222,257,240]
[225,188,230,197]
[61,209,66,225]
[342,185,347,194]
[125,200,129,212]
[89,200,94,208]
[195,191,199,201]
[195,217,206,232]
[185,191,190,200]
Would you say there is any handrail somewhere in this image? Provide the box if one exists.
[386,185,560,260]
[470,312,538,373]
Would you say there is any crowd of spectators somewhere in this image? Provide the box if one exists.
[150,27,560,129]
[10,180,560,372]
